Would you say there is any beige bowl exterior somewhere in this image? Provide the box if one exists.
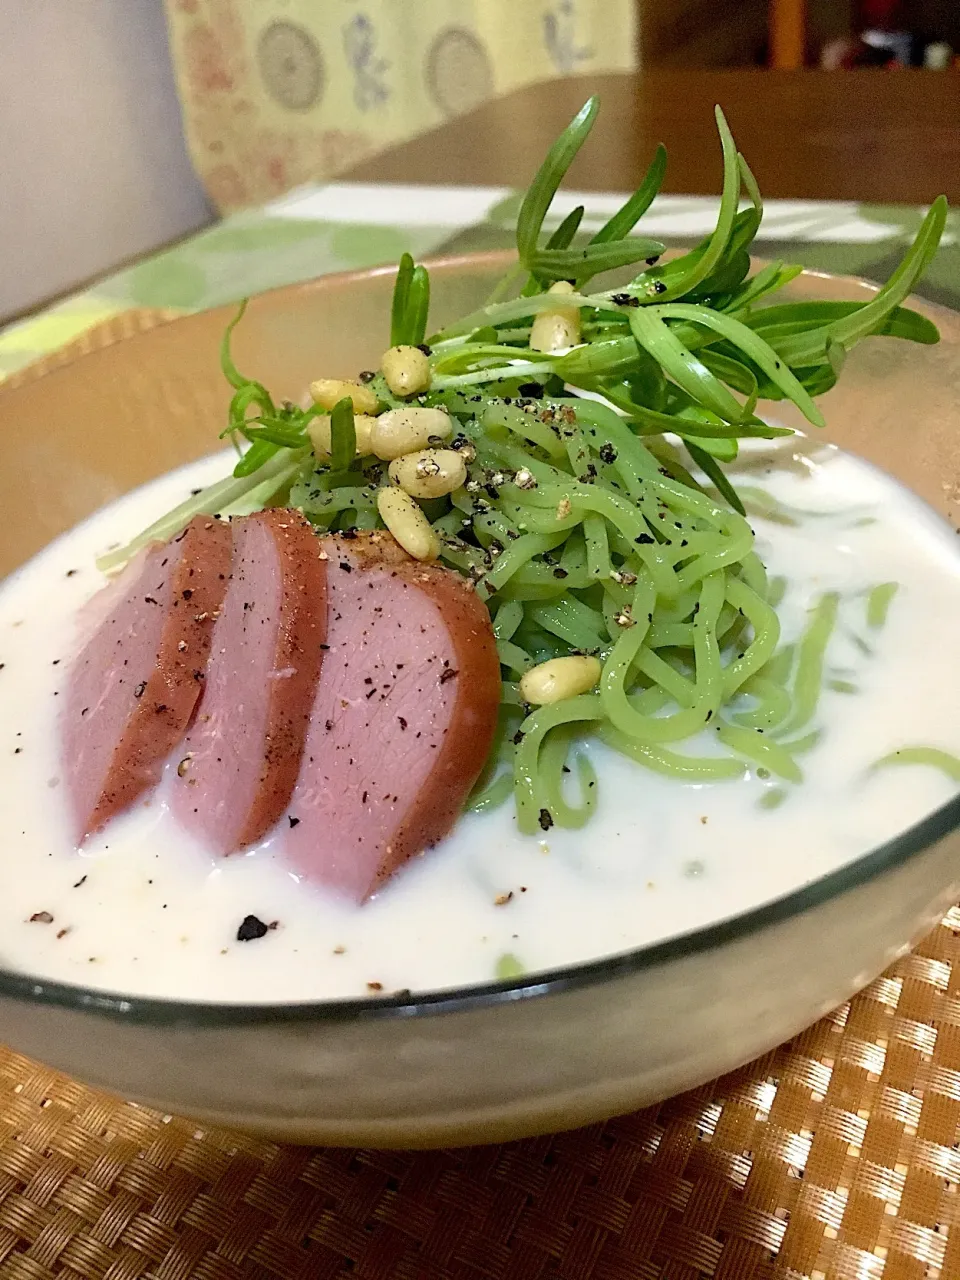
[0,253,958,1147]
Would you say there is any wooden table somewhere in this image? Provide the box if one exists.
[345,70,960,206]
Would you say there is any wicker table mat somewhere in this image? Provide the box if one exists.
[0,309,180,393]
[0,911,958,1279]
[3,317,960,1279]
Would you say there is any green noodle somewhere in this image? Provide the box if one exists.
[495,953,526,980]
[778,592,839,737]
[733,676,793,731]
[866,582,899,629]
[514,696,603,833]
[779,729,822,755]
[722,578,780,695]
[600,572,726,744]
[465,707,523,813]
[495,641,533,677]
[539,728,598,828]
[716,722,804,784]
[583,514,611,580]
[758,788,787,810]
[828,679,859,694]
[467,772,516,814]
[492,600,524,640]
[597,724,746,781]
[872,747,960,783]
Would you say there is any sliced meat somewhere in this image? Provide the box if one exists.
[62,515,232,843]
[170,508,327,852]
[281,531,501,902]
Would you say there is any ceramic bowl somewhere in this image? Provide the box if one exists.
[0,252,958,1147]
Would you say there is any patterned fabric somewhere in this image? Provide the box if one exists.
[162,0,638,212]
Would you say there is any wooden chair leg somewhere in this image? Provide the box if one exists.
[770,0,806,69]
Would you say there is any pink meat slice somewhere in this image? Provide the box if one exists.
[62,515,232,843]
[170,508,327,852]
[281,532,501,902]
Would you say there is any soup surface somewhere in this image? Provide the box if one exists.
[0,441,958,1003]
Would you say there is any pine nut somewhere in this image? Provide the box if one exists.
[519,655,602,705]
[529,280,581,354]
[309,378,380,415]
[371,406,453,460]
[381,345,431,397]
[377,486,440,562]
[388,448,467,499]
[307,414,377,460]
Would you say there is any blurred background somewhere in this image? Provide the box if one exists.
[653,0,960,70]
[2,0,958,324]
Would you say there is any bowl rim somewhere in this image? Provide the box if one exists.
[3,250,960,1028]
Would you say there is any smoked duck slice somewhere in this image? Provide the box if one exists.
[281,531,501,901]
[62,514,232,843]
[171,508,327,852]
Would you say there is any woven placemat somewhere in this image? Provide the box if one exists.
[0,911,957,1279]
[0,309,180,392]
[1,312,959,1279]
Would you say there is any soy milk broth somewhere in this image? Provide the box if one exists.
[0,442,957,1002]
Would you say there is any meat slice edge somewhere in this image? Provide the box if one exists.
[282,531,501,901]
[62,515,232,843]
[170,508,328,852]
